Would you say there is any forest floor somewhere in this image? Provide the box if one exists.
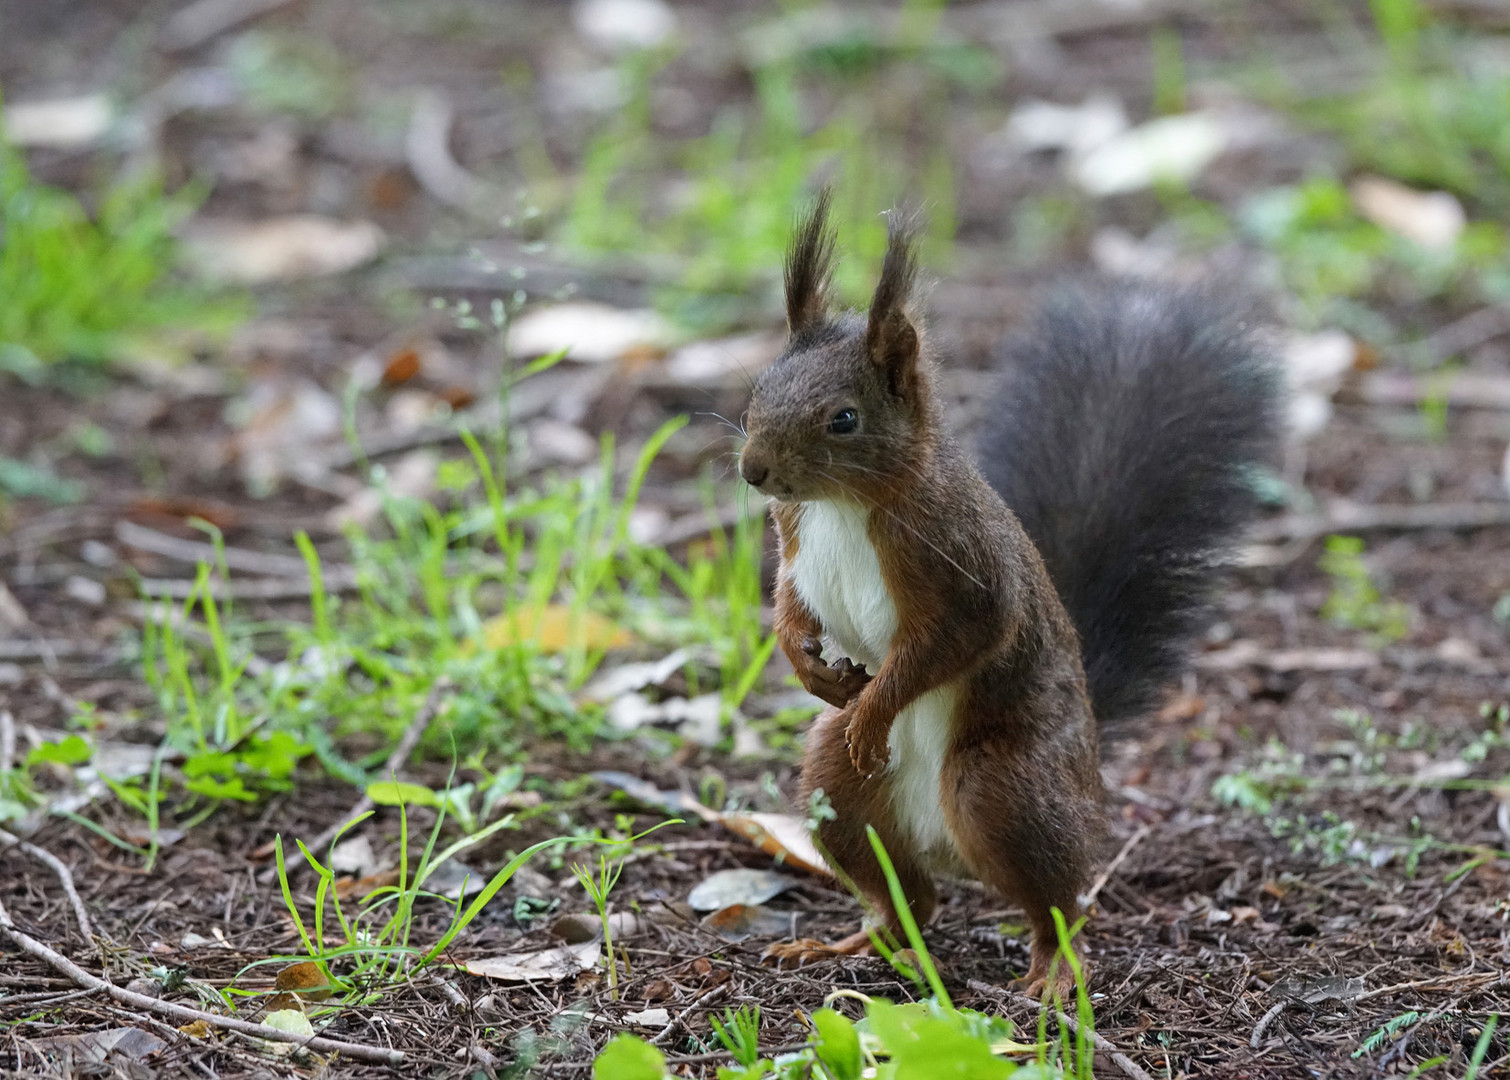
[2,1,1509,1077]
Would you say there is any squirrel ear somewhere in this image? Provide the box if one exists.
[785,187,836,335]
[865,211,920,397]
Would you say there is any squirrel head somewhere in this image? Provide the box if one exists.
[739,190,937,504]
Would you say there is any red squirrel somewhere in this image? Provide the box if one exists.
[738,190,1280,994]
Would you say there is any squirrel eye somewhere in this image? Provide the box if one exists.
[828,407,858,435]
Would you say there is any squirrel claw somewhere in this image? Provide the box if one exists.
[762,939,841,969]
[845,722,890,778]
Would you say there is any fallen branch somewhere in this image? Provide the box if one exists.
[967,980,1155,1080]
[406,90,501,218]
[1195,643,1379,674]
[115,520,314,578]
[1251,501,1510,545]
[0,829,95,955]
[136,568,360,602]
[1352,370,1510,411]
[0,897,404,1065]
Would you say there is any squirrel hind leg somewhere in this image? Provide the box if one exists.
[941,745,1096,998]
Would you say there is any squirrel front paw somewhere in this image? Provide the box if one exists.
[798,637,871,707]
[845,715,891,778]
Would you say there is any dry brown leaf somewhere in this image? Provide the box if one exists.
[481,605,633,654]
[381,347,422,386]
[274,961,334,1000]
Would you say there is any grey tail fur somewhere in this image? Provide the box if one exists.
[977,279,1283,726]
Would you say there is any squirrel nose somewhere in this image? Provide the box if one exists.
[740,456,769,488]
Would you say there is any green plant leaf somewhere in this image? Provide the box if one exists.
[26,735,91,767]
[367,780,438,807]
[812,1008,863,1080]
[593,1034,666,1080]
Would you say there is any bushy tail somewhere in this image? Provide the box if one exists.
[977,280,1282,726]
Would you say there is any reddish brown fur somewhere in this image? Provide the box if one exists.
[742,195,1104,994]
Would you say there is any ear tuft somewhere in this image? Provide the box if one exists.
[785,187,837,335]
[865,210,921,394]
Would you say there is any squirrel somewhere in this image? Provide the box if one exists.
[737,189,1281,995]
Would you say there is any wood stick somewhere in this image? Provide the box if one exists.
[1250,501,1510,545]
[0,829,95,955]
[966,980,1156,1080]
[0,897,404,1065]
[115,520,316,578]
[1082,824,1150,908]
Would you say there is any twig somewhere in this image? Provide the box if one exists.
[1195,643,1379,674]
[135,568,360,602]
[115,520,314,578]
[1352,370,1510,410]
[0,710,14,774]
[161,0,297,50]
[966,981,1155,1080]
[0,897,404,1065]
[406,90,500,217]
[1250,501,1510,545]
[650,983,731,1048]
[0,829,96,955]
[1353,970,1505,1004]
[1082,824,1150,908]
[1250,1000,1287,1047]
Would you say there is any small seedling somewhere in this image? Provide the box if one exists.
[1318,535,1410,643]
[572,853,627,999]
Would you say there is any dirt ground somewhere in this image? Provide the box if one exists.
[3,1,1510,1078]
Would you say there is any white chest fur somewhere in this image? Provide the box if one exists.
[787,500,957,859]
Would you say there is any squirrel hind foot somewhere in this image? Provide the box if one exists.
[762,929,875,969]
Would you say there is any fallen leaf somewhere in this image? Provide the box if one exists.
[581,649,694,702]
[509,303,675,364]
[1271,974,1365,1004]
[1072,112,1227,197]
[232,378,343,495]
[687,868,798,912]
[622,1007,672,1029]
[2,94,113,149]
[481,605,633,653]
[551,910,645,944]
[662,332,781,386]
[275,961,334,1000]
[1352,176,1465,250]
[719,812,828,876]
[328,834,379,876]
[381,347,423,386]
[182,217,385,284]
[703,903,794,941]
[261,1008,315,1055]
[1005,94,1128,156]
[573,0,677,51]
[422,858,488,901]
[465,941,602,982]
[32,1028,166,1062]
[606,691,722,744]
